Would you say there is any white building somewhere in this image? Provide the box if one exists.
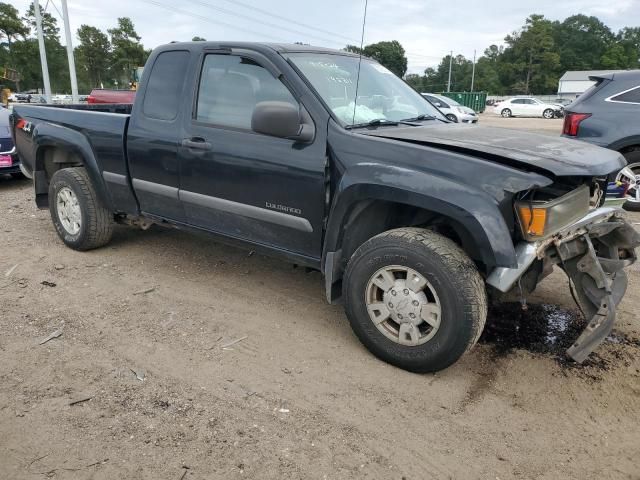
[557,70,625,98]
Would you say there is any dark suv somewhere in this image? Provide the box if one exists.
[562,71,640,210]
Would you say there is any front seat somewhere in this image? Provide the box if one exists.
[201,72,256,129]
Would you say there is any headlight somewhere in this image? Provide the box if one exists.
[515,185,590,241]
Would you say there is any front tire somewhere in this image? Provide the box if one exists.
[445,113,458,122]
[543,108,555,119]
[49,167,114,250]
[343,228,487,373]
[501,108,512,118]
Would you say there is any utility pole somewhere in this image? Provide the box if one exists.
[447,51,453,92]
[470,49,476,91]
[60,0,79,103]
[33,0,52,102]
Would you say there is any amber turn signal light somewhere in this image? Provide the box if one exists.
[517,206,548,237]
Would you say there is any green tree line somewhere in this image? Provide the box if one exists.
[0,2,150,93]
[349,14,639,95]
[404,14,640,94]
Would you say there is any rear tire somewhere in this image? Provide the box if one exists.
[342,228,487,373]
[621,149,640,212]
[501,108,512,118]
[49,167,114,250]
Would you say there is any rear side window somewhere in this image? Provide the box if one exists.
[608,85,640,104]
[142,50,190,120]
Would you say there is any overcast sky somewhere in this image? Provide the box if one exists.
[12,0,640,73]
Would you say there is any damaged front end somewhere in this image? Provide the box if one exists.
[488,207,640,363]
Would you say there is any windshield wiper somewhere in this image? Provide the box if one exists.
[346,118,398,129]
[399,114,436,122]
[346,118,421,129]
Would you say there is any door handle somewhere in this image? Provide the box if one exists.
[181,138,212,150]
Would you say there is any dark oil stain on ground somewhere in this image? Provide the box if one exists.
[480,302,640,374]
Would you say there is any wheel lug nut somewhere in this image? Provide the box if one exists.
[388,302,393,308]
[403,289,409,295]
[409,313,415,319]
[397,314,403,319]
[412,300,419,306]
[391,290,397,296]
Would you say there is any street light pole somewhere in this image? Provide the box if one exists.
[33,0,52,102]
[60,0,79,103]
[447,51,453,92]
[470,49,476,91]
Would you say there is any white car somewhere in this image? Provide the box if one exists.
[51,94,73,104]
[421,93,478,123]
[493,97,562,119]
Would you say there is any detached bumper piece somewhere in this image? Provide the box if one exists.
[487,207,640,363]
[555,212,640,362]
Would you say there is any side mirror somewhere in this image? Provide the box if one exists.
[251,101,314,142]
[434,102,443,108]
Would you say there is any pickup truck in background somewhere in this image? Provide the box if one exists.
[11,42,640,372]
[87,88,136,104]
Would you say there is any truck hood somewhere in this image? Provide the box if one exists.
[361,124,624,177]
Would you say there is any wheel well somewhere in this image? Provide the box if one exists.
[34,147,85,208]
[619,144,640,157]
[337,199,485,272]
[39,147,84,178]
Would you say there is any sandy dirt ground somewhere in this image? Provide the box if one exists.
[1,119,640,479]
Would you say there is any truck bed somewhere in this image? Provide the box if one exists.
[11,103,135,211]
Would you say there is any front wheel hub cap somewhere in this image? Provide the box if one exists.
[365,265,442,346]
[56,186,82,235]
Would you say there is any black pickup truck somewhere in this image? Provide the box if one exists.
[11,42,640,372]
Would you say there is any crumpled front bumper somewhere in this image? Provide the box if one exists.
[487,207,640,362]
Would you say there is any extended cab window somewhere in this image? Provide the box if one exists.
[142,50,190,120]
[196,54,297,129]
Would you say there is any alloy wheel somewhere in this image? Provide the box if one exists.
[56,186,82,235]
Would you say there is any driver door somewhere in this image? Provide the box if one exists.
[510,99,526,115]
[523,99,539,117]
[177,52,327,259]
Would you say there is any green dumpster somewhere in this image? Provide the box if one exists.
[439,92,487,113]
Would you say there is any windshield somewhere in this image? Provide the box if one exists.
[288,53,445,126]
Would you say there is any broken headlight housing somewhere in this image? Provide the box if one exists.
[515,185,591,241]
